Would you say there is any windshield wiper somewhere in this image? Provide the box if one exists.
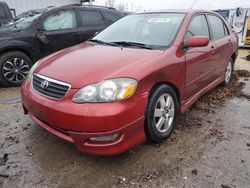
[88,39,118,46]
[110,41,153,50]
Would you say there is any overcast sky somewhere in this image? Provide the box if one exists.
[92,0,250,12]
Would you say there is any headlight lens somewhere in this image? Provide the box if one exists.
[73,78,137,103]
[26,61,40,83]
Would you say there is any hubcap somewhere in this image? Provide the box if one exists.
[225,62,232,83]
[2,58,30,83]
[154,93,175,133]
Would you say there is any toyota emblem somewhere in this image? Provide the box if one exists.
[41,80,49,89]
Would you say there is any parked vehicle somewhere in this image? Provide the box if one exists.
[1,7,52,28]
[215,7,250,47]
[0,4,124,86]
[0,1,12,26]
[21,9,238,156]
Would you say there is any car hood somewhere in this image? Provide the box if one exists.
[0,26,21,34]
[36,43,164,88]
[0,26,21,40]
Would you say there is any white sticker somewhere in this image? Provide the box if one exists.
[147,18,170,23]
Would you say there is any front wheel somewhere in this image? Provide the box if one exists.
[145,84,178,142]
[0,51,33,86]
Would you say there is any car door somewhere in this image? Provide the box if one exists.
[77,9,106,42]
[206,14,231,79]
[38,10,81,56]
[184,14,215,100]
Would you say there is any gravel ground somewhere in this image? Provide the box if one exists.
[0,49,250,188]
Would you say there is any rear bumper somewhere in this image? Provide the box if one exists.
[21,82,147,156]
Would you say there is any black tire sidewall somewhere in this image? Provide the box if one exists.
[0,51,33,86]
[145,85,178,142]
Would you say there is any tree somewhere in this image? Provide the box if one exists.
[116,3,125,11]
[105,0,116,8]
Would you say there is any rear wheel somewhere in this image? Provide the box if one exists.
[145,84,178,142]
[0,51,33,86]
[222,59,233,86]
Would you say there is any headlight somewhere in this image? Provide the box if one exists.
[26,61,40,83]
[73,78,137,103]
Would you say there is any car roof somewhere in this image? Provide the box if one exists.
[140,9,215,15]
[52,4,118,11]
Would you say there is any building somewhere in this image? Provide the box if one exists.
[1,0,81,15]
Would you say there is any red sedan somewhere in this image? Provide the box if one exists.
[21,10,238,156]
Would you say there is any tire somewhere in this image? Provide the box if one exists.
[145,84,178,142]
[221,58,233,86]
[0,51,33,86]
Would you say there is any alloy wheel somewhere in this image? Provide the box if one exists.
[2,58,30,83]
[225,61,232,84]
[154,93,175,133]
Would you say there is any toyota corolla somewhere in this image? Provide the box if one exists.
[21,10,238,156]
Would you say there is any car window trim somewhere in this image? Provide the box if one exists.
[223,23,230,36]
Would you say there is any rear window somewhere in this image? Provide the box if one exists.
[207,15,225,40]
[80,10,105,26]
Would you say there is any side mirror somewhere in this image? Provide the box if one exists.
[184,36,209,48]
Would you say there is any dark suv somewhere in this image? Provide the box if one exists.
[0,4,124,86]
[0,1,12,26]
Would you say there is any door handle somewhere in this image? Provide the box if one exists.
[211,46,215,54]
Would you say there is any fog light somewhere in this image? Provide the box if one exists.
[89,134,120,142]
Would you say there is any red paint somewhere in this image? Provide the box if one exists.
[21,10,238,155]
[185,36,209,48]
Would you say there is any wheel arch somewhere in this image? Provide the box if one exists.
[231,52,237,64]
[142,81,181,116]
[0,47,36,63]
[0,40,41,63]
[149,81,180,102]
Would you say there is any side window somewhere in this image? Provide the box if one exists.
[102,11,121,23]
[0,5,6,18]
[184,15,210,41]
[80,10,105,26]
[43,11,76,31]
[207,15,225,40]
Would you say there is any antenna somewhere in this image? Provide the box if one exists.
[190,0,198,9]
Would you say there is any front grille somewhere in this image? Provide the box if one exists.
[32,74,70,99]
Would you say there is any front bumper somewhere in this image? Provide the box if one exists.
[21,82,147,156]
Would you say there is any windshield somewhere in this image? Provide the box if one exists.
[93,13,185,49]
[14,14,41,29]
